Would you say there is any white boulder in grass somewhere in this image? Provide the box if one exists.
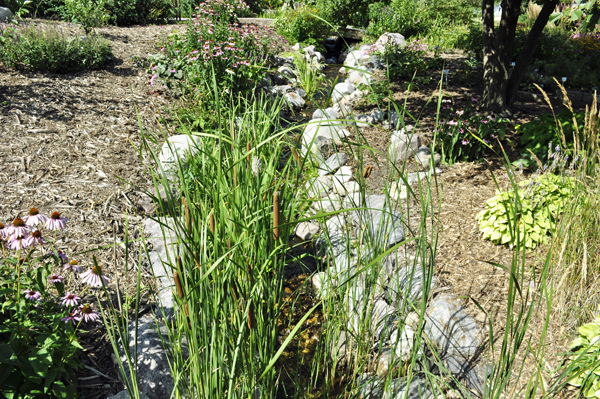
[158,135,201,179]
[374,32,406,52]
[292,43,301,51]
[0,7,12,22]
[331,82,356,104]
[388,125,421,164]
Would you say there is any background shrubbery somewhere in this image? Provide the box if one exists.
[0,23,113,72]
[274,5,331,45]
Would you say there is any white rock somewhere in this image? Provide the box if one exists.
[305,175,333,198]
[333,165,353,184]
[314,51,326,63]
[388,127,421,163]
[295,221,320,240]
[375,32,407,52]
[333,180,360,195]
[389,325,416,362]
[0,6,12,22]
[158,135,201,180]
[304,45,316,56]
[332,82,356,103]
[312,107,340,120]
[312,193,344,213]
[344,49,367,69]
[292,43,301,51]
[349,89,364,102]
[285,92,305,109]
[348,70,364,85]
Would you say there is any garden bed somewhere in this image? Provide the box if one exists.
[0,19,595,399]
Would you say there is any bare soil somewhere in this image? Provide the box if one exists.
[0,21,588,398]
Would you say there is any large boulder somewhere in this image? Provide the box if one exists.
[158,134,201,181]
[375,33,407,52]
[332,82,356,103]
[0,7,12,22]
[388,126,421,164]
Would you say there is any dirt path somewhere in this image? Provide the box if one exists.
[0,20,182,398]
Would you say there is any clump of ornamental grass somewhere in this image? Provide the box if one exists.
[292,52,324,99]
[0,21,113,73]
[546,88,600,331]
[0,208,111,398]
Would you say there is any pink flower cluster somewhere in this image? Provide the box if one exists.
[0,208,68,250]
[406,38,428,53]
[61,303,101,325]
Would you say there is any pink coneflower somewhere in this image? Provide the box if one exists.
[61,310,81,325]
[24,207,48,227]
[63,259,83,273]
[7,218,30,237]
[462,138,470,145]
[169,68,177,73]
[442,99,451,103]
[80,265,110,288]
[78,303,101,323]
[24,289,41,301]
[61,292,80,307]
[24,230,46,247]
[456,108,465,115]
[488,114,496,121]
[45,212,68,231]
[48,274,64,284]
[448,119,458,126]
[471,97,478,102]
[9,234,29,250]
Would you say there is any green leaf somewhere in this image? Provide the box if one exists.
[579,323,600,340]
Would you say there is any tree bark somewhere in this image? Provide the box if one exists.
[481,0,558,114]
[506,0,559,107]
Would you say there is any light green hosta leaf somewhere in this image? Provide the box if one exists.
[569,374,584,387]
[501,233,511,244]
[579,323,600,340]
[571,337,585,349]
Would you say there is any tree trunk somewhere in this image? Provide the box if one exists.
[481,0,558,114]
[506,0,559,107]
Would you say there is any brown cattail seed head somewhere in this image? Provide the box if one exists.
[363,165,373,178]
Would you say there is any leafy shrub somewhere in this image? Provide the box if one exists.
[565,316,600,398]
[455,23,484,59]
[315,0,377,28]
[383,38,443,80]
[433,96,508,164]
[0,209,108,398]
[477,171,575,249]
[515,30,600,91]
[147,0,285,116]
[0,23,113,73]
[516,108,586,168]
[105,0,175,25]
[274,6,331,45]
[365,1,422,39]
[64,0,110,34]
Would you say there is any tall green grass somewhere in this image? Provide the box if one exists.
[107,61,565,398]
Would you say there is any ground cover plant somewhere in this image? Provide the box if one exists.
[146,0,285,114]
[0,21,113,72]
[0,210,108,397]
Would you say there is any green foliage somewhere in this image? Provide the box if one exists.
[365,1,422,39]
[292,52,324,98]
[565,316,600,398]
[516,108,586,168]
[434,97,508,164]
[0,256,81,398]
[146,0,284,110]
[105,0,175,25]
[274,6,331,45]
[383,38,444,81]
[477,172,575,248]
[64,0,110,34]
[0,23,113,73]
[314,0,379,28]
[454,23,484,58]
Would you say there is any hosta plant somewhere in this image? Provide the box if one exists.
[566,315,600,398]
[477,172,575,248]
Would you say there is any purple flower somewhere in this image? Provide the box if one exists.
[61,292,80,307]
[48,274,64,284]
[63,259,83,273]
[462,138,470,145]
[61,310,81,325]
[24,289,41,301]
[448,119,458,126]
[24,230,46,247]
[491,134,498,139]
[169,68,177,73]
[471,97,478,102]
[6,218,31,237]
[78,303,101,323]
[80,265,110,288]
[9,234,29,250]
[24,208,49,227]
[45,212,68,231]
